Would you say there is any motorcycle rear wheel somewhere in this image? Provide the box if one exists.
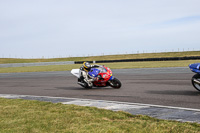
[109,78,121,89]
[192,74,200,91]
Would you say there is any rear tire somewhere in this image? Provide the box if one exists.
[109,78,121,89]
[77,78,86,88]
[85,83,93,89]
[192,74,200,92]
[78,78,93,89]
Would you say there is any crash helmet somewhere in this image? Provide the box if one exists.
[83,62,91,69]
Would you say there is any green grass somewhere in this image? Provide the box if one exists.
[1,51,200,64]
[0,98,199,132]
[0,60,199,73]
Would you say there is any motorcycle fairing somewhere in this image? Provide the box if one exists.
[71,69,81,78]
[109,76,114,80]
[91,66,113,87]
[189,63,200,74]
[88,68,100,77]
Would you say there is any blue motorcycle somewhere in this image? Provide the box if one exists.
[189,63,200,91]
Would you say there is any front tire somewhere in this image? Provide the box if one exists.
[109,78,121,89]
[191,74,200,91]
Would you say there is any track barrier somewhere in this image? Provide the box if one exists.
[75,56,200,64]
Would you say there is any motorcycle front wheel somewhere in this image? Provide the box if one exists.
[192,74,200,91]
[109,78,122,89]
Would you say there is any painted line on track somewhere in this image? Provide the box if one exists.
[1,93,200,111]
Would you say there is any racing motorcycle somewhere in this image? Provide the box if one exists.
[71,65,121,89]
[189,63,200,91]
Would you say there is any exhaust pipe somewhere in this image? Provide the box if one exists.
[193,78,200,85]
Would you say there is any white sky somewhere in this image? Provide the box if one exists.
[0,0,200,58]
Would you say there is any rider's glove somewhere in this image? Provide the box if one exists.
[91,64,100,68]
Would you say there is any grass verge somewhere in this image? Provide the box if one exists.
[0,60,199,73]
[0,51,200,64]
[0,98,200,132]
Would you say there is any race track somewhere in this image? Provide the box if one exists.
[0,67,200,109]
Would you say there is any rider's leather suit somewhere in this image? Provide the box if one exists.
[80,64,99,86]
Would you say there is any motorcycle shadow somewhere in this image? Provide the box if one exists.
[55,86,114,90]
[147,90,200,96]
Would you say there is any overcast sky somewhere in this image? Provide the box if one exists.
[0,0,200,58]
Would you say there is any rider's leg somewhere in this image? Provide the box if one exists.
[81,71,93,87]
[81,71,88,81]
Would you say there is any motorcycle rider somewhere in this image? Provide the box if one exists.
[79,62,100,87]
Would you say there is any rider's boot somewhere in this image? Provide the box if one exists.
[84,79,93,87]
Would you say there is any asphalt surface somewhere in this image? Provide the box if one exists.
[0,67,200,109]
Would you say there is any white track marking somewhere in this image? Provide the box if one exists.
[0,94,200,112]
